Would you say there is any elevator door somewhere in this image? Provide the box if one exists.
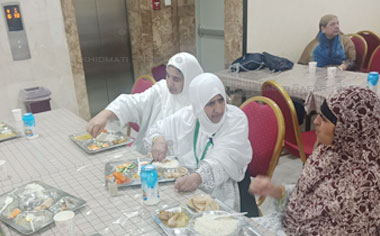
[74,0,134,116]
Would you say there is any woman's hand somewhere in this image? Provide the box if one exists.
[151,136,168,161]
[86,110,116,137]
[174,173,202,192]
[249,175,285,200]
[249,175,273,196]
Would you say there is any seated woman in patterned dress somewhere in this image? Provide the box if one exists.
[250,86,380,235]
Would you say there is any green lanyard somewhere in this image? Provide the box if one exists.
[193,120,213,166]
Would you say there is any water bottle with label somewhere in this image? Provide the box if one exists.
[140,164,160,205]
[22,113,39,139]
[367,71,379,92]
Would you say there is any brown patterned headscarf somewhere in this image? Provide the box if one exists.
[283,86,380,235]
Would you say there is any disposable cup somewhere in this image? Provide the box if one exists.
[0,160,7,181]
[327,67,336,79]
[54,211,75,235]
[308,61,317,75]
[11,108,22,122]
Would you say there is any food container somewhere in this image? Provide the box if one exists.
[0,122,22,142]
[69,131,133,154]
[153,198,264,236]
[153,205,191,236]
[104,157,188,188]
[0,181,86,235]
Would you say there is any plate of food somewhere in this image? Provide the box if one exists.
[69,130,133,154]
[0,181,86,235]
[104,157,189,187]
[189,210,242,236]
[0,122,21,142]
[153,205,191,236]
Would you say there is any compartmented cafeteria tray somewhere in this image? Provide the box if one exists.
[0,180,86,235]
[104,157,189,187]
[153,196,263,236]
[0,122,22,142]
[69,130,133,154]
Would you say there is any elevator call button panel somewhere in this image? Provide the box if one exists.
[2,2,31,60]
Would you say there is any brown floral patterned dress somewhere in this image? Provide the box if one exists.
[283,86,380,235]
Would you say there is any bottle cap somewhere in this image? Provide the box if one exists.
[142,164,155,172]
[22,113,34,122]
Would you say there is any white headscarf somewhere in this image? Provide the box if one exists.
[189,73,227,135]
[167,52,204,106]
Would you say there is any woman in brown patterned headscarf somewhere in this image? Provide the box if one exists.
[283,86,380,235]
[251,86,380,235]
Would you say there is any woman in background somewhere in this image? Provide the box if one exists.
[299,14,356,70]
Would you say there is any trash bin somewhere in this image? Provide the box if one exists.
[21,86,51,113]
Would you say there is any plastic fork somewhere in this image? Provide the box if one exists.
[26,213,35,232]
[210,212,248,220]
[0,196,13,214]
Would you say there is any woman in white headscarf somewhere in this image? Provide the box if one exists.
[86,52,203,154]
[144,73,252,210]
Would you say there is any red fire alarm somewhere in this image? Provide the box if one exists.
[152,0,161,10]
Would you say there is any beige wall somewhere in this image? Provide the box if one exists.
[0,0,82,120]
[247,0,380,62]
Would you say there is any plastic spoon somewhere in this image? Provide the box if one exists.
[26,213,35,232]
[211,212,248,220]
[0,196,13,214]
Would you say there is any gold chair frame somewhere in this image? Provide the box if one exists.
[367,45,380,72]
[126,75,156,137]
[262,80,307,163]
[347,33,368,72]
[357,30,380,72]
[240,96,285,206]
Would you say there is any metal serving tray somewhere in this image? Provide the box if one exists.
[0,122,22,142]
[153,199,263,236]
[104,157,188,187]
[0,180,86,235]
[69,131,133,154]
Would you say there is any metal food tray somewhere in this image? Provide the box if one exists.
[69,131,133,154]
[104,157,187,187]
[154,199,263,236]
[0,180,86,235]
[0,122,22,142]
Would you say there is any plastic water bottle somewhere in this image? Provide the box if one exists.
[22,113,39,139]
[140,164,160,205]
[367,71,379,92]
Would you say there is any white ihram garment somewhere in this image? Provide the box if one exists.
[106,52,203,154]
[145,73,252,210]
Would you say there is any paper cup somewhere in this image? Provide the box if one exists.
[308,61,317,75]
[327,67,336,79]
[0,160,7,181]
[11,108,22,122]
[54,211,75,235]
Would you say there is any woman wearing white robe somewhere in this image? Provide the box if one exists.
[144,73,252,211]
[86,52,203,154]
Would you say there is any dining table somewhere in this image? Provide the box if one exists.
[0,109,275,236]
[215,64,371,113]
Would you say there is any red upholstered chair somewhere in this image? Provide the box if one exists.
[357,30,380,72]
[151,64,167,81]
[240,96,285,206]
[347,34,368,72]
[126,75,156,137]
[367,45,380,73]
[262,80,316,163]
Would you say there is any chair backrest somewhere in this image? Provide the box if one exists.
[127,75,156,136]
[368,45,380,73]
[240,96,285,206]
[261,80,307,163]
[240,96,285,178]
[151,64,167,81]
[357,30,380,71]
[347,33,368,71]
